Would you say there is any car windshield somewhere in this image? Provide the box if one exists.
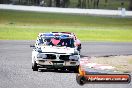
[38,37,75,47]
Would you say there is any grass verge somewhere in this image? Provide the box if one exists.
[0,9,132,41]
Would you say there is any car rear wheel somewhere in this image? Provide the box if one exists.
[32,61,38,71]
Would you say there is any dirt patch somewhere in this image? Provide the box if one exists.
[90,55,132,73]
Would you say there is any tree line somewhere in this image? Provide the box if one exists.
[0,0,132,10]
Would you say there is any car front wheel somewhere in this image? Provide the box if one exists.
[32,61,38,71]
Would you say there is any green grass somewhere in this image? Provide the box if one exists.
[0,9,132,41]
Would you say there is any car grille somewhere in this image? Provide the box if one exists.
[46,54,56,59]
[59,55,70,60]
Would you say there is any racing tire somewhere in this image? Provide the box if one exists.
[32,61,38,71]
[70,66,79,73]
[72,66,79,73]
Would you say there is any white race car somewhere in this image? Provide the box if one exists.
[31,32,81,72]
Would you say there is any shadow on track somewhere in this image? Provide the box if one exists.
[38,68,78,73]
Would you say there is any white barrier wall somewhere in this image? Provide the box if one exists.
[0,4,132,17]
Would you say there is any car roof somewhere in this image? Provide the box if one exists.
[38,32,76,39]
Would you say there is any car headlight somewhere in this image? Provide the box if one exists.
[69,55,79,61]
[37,48,42,53]
[37,54,47,59]
[73,49,79,55]
[73,51,79,55]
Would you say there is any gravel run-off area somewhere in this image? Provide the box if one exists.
[89,55,132,73]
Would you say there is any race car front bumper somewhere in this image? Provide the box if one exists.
[36,58,79,69]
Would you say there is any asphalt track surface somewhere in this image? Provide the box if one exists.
[0,40,132,88]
